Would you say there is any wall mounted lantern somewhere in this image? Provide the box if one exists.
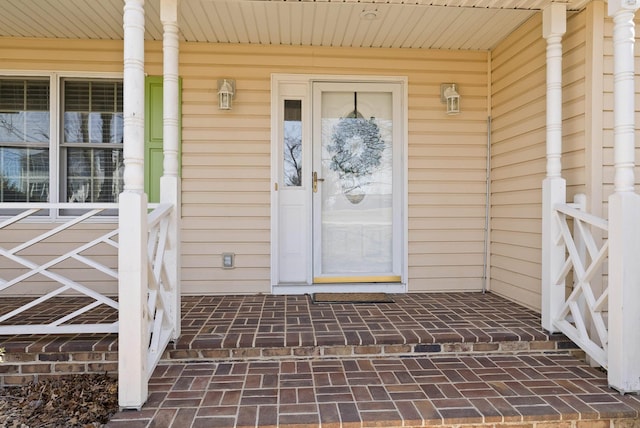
[217,79,235,110]
[440,83,460,115]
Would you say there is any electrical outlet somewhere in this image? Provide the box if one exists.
[222,253,235,269]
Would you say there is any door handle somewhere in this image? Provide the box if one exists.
[313,171,325,193]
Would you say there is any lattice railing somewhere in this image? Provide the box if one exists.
[0,202,177,376]
[553,196,609,368]
[0,203,120,335]
[145,203,176,374]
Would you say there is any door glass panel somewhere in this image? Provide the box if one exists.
[283,99,302,186]
[318,91,393,275]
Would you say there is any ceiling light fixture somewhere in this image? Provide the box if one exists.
[360,9,379,21]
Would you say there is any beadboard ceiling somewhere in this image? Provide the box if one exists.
[0,0,592,50]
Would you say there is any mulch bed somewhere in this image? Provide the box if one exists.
[0,373,118,428]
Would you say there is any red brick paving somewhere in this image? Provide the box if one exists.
[107,354,640,427]
[3,293,639,427]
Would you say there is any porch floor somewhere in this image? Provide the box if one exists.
[2,292,640,427]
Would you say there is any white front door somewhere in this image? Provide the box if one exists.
[272,76,406,293]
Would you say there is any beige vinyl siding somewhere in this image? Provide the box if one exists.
[490,13,547,310]
[563,11,588,200]
[177,43,490,294]
[489,10,587,311]
[1,37,489,295]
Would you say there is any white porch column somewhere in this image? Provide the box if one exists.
[161,0,182,339]
[119,0,149,409]
[541,2,567,333]
[607,0,640,394]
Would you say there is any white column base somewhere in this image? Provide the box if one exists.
[607,191,640,394]
[541,176,566,333]
[118,191,149,409]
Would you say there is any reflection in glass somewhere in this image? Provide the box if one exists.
[0,147,49,202]
[0,78,50,202]
[283,100,302,186]
[64,112,123,144]
[319,91,394,275]
[66,148,123,203]
[62,79,124,203]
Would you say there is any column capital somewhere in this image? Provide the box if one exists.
[543,2,567,39]
[608,0,640,16]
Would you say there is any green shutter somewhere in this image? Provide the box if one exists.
[144,76,181,203]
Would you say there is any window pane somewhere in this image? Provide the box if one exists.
[0,112,25,143]
[283,99,302,187]
[64,112,89,143]
[26,111,50,143]
[63,80,123,145]
[0,79,50,143]
[0,147,49,202]
[66,148,123,203]
[0,78,50,202]
[62,79,124,204]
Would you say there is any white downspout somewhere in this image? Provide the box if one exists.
[482,52,491,294]
[482,116,491,294]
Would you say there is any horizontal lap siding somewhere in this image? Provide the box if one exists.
[491,14,546,310]
[177,43,489,294]
[489,11,586,311]
[1,37,489,295]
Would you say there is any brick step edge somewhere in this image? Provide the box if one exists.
[0,339,581,387]
[162,339,580,362]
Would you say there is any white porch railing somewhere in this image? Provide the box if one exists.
[0,203,120,335]
[552,195,609,368]
[0,202,177,378]
[144,202,177,373]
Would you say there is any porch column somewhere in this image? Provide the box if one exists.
[161,0,182,339]
[119,0,149,409]
[607,0,640,394]
[541,2,566,333]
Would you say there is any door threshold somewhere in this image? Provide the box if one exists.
[272,282,406,295]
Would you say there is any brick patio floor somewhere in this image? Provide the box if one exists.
[105,293,640,427]
[3,292,640,427]
[107,353,640,427]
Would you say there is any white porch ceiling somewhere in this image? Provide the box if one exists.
[0,0,593,50]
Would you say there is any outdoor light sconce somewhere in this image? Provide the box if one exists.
[217,79,235,110]
[441,83,460,115]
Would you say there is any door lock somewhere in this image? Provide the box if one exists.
[313,171,325,193]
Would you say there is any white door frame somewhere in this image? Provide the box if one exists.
[270,74,408,295]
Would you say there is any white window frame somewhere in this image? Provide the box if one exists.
[0,70,124,222]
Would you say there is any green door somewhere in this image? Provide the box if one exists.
[145,76,181,202]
